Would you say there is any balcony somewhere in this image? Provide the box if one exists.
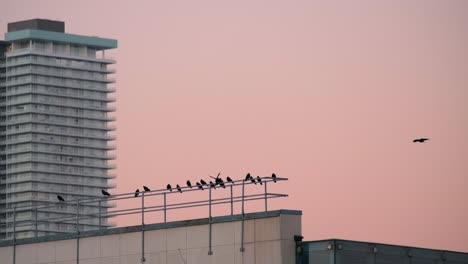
[4,167,115,179]
[5,119,116,131]
[3,126,116,141]
[6,57,116,73]
[5,156,116,170]
[6,68,115,83]
[5,108,116,122]
[5,76,115,93]
[6,97,115,112]
[5,140,115,154]
[6,48,116,64]
[5,87,116,102]
[3,145,114,160]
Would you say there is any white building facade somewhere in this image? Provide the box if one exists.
[0,19,117,240]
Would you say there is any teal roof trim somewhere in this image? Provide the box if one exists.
[5,29,117,50]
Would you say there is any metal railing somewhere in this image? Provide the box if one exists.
[0,175,287,256]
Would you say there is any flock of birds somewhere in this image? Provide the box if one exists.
[56,173,278,202]
[57,137,429,202]
[56,137,429,202]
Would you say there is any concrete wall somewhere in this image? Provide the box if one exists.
[0,210,302,264]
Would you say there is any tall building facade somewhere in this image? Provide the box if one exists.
[0,19,117,240]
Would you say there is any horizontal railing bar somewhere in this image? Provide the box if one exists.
[0,193,287,229]
[2,177,287,211]
[1,194,287,232]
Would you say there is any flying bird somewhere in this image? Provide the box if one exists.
[200,179,207,186]
[245,173,252,181]
[226,176,233,184]
[167,184,172,192]
[176,184,182,193]
[272,173,277,183]
[57,195,65,202]
[102,190,111,196]
[196,182,204,190]
[187,180,192,188]
[413,138,429,143]
[256,176,263,185]
[134,189,140,197]
[210,181,216,189]
[143,186,150,192]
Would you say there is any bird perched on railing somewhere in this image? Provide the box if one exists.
[196,182,204,190]
[200,179,207,186]
[272,173,277,183]
[210,172,221,182]
[176,184,182,193]
[226,176,233,184]
[218,178,226,188]
[245,173,252,181]
[102,190,111,196]
[134,189,140,197]
[57,195,65,202]
[187,180,192,188]
[250,176,257,185]
[209,181,216,189]
[256,176,263,185]
[167,184,172,192]
[143,186,150,192]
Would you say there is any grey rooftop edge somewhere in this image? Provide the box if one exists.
[0,209,302,247]
[301,238,468,258]
[5,29,117,50]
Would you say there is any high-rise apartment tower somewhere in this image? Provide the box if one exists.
[0,19,117,240]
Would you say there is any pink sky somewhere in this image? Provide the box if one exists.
[3,0,468,252]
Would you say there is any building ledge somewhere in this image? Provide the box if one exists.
[0,209,301,247]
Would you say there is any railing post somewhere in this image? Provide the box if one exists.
[163,193,167,223]
[264,180,268,212]
[76,201,80,264]
[141,192,146,263]
[98,200,102,230]
[208,184,213,255]
[13,206,17,264]
[230,185,233,216]
[34,208,38,238]
[240,179,245,252]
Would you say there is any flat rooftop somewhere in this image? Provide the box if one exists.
[8,19,65,33]
[4,19,117,50]
[298,239,468,264]
[0,209,302,247]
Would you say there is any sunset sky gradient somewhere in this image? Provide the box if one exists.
[2,0,468,252]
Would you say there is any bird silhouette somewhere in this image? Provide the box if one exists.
[272,173,277,183]
[245,173,252,181]
[134,189,140,197]
[250,177,257,185]
[57,195,65,202]
[187,180,192,188]
[210,172,221,181]
[226,176,233,184]
[143,186,150,192]
[167,184,172,192]
[176,184,182,193]
[256,176,263,185]
[210,181,216,189]
[200,179,207,186]
[218,178,226,188]
[102,190,111,196]
[413,138,429,143]
[196,182,204,190]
